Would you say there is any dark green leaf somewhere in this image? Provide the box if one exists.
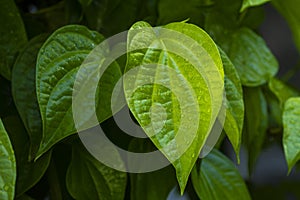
[36,25,122,158]
[243,87,268,170]
[12,35,48,160]
[272,0,300,52]
[66,139,127,200]
[129,139,177,200]
[0,0,27,80]
[2,116,51,196]
[125,21,224,193]
[282,97,300,173]
[191,149,251,200]
[0,119,16,200]
[223,28,278,86]
[219,48,244,161]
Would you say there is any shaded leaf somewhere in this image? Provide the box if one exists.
[243,87,268,170]
[282,97,300,173]
[66,139,127,200]
[0,0,27,80]
[2,116,51,196]
[272,0,300,52]
[191,149,251,200]
[12,34,48,160]
[0,119,16,200]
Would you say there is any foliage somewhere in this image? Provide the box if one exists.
[0,0,300,199]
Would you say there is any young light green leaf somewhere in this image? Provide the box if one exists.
[282,97,300,173]
[66,139,127,200]
[2,116,51,196]
[36,25,122,158]
[268,78,299,107]
[243,87,268,170]
[0,119,16,200]
[223,28,278,86]
[12,35,48,160]
[0,0,27,80]
[240,0,270,12]
[191,149,251,200]
[125,21,224,193]
[272,0,300,52]
[219,48,244,162]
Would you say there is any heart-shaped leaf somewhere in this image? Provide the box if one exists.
[191,149,251,200]
[36,25,122,158]
[125,21,224,193]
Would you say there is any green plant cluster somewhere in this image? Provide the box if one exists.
[0,0,300,199]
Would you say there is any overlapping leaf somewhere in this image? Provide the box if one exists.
[125,21,224,193]
[66,139,127,200]
[282,97,300,173]
[220,48,244,161]
[0,119,16,200]
[12,35,48,159]
[240,0,270,12]
[36,25,121,158]
[191,149,251,200]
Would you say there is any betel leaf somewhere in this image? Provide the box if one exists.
[268,78,299,107]
[125,21,224,193]
[129,139,177,200]
[240,0,270,12]
[219,48,244,161]
[66,139,127,200]
[243,87,268,170]
[0,119,16,200]
[272,0,300,52]
[12,35,48,160]
[191,149,251,200]
[36,25,122,158]
[2,116,51,196]
[0,0,27,80]
[222,28,278,87]
[282,97,300,173]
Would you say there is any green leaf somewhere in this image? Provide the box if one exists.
[36,25,122,158]
[129,139,177,200]
[191,149,251,200]
[12,35,48,160]
[157,0,209,25]
[268,78,299,107]
[272,0,300,52]
[125,21,224,193]
[240,0,270,12]
[0,0,27,80]
[243,87,268,170]
[222,28,278,87]
[219,48,244,162]
[282,97,300,173]
[2,116,51,196]
[66,139,127,200]
[0,119,16,200]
